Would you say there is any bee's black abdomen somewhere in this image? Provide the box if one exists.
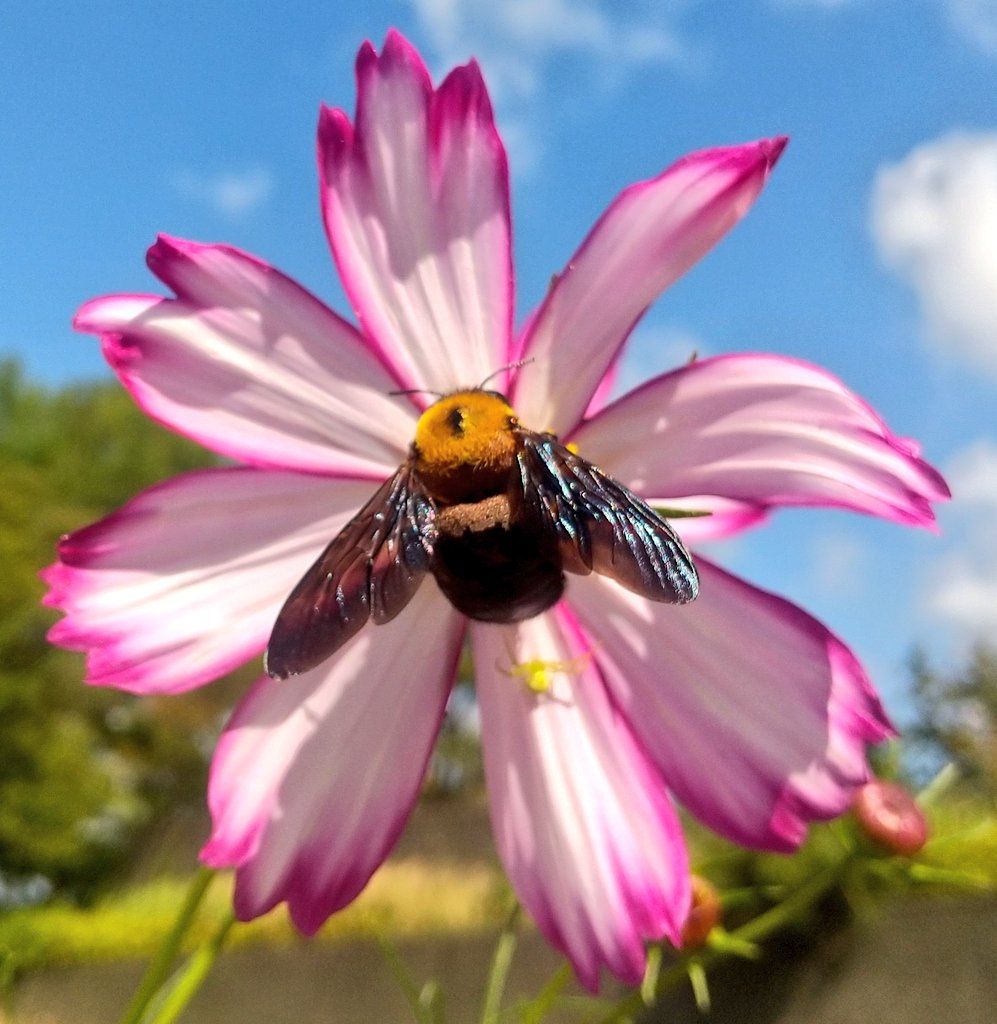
[431,520,564,623]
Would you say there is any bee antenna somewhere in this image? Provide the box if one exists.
[388,387,444,399]
[477,358,535,390]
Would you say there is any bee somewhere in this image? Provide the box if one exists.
[265,388,699,679]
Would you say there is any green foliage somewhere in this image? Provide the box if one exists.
[907,644,997,796]
[0,360,212,509]
[0,360,220,897]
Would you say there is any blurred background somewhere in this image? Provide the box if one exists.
[2,2,995,1021]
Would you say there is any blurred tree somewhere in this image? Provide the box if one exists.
[0,360,230,900]
[907,644,997,797]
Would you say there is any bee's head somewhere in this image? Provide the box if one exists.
[413,390,518,486]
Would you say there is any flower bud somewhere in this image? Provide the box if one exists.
[853,780,929,855]
[681,874,722,947]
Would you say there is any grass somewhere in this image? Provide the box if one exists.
[0,858,510,977]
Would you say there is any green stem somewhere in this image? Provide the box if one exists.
[521,963,574,1024]
[720,884,786,910]
[419,979,447,1024]
[141,912,236,1024]
[480,901,521,1024]
[118,867,216,1024]
[687,961,711,1013]
[0,953,18,1018]
[376,934,437,1024]
[907,863,992,890]
[734,861,845,944]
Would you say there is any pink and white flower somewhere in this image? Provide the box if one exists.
[45,31,948,991]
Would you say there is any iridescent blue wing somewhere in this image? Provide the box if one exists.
[265,463,437,679]
[514,431,699,603]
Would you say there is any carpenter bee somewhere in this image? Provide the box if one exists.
[265,389,699,678]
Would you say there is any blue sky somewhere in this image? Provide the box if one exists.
[4,0,997,714]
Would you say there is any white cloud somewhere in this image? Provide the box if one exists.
[924,439,997,639]
[930,562,997,636]
[172,167,274,218]
[773,1,997,58]
[945,0,997,56]
[944,438,997,506]
[410,0,697,103]
[871,132,997,379]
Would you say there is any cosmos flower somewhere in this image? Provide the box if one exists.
[45,31,948,991]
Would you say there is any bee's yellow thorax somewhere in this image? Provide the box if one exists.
[414,391,518,502]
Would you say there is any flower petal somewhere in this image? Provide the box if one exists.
[572,354,950,529]
[472,609,690,991]
[319,31,513,397]
[202,584,463,933]
[44,468,375,694]
[75,236,417,477]
[568,560,894,852]
[512,139,787,435]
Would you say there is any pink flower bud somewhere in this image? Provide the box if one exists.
[681,874,722,947]
[853,780,929,855]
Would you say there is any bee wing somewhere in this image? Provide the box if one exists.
[265,464,437,678]
[514,431,699,604]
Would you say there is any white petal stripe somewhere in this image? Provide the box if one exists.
[572,354,949,528]
[45,469,375,694]
[203,584,464,933]
[75,236,416,477]
[473,609,689,990]
[319,31,513,398]
[568,563,893,852]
